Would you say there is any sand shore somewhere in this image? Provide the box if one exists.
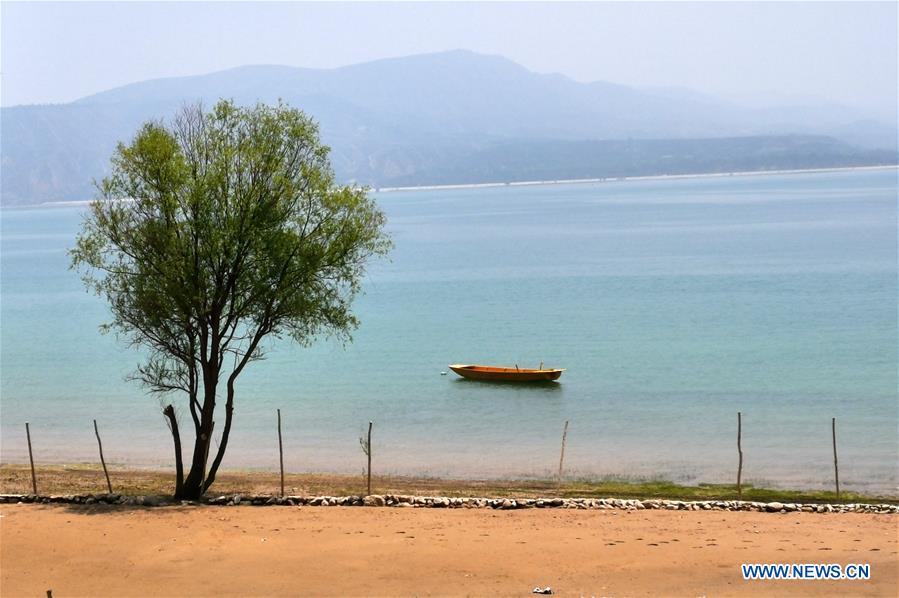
[1,503,896,596]
[374,164,898,193]
[3,464,894,504]
[15,164,896,208]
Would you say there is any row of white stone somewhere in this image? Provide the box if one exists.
[2,493,897,514]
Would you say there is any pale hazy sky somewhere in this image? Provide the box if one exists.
[2,1,897,119]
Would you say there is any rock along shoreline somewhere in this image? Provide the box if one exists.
[2,493,896,514]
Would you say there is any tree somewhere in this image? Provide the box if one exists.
[71,100,391,499]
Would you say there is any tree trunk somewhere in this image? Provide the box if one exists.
[203,333,264,493]
[202,382,236,493]
[178,372,218,499]
[180,419,214,499]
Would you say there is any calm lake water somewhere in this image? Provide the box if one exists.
[1,170,897,493]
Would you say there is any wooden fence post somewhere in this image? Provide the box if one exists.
[366,421,373,496]
[93,419,113,493]
[832,417,840,500]
[25,422,37,495]
[277,409,285,497]
[557,420,569,486]
[737,412,743,499]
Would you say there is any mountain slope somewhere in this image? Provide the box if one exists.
[2,50,896,205]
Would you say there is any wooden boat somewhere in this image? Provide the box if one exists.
[448,364,565,382]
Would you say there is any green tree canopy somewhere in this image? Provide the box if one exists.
[72,100,390,499]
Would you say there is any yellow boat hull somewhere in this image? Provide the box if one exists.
[448,364,564,382]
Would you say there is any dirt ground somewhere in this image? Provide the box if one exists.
[1,504,896,597]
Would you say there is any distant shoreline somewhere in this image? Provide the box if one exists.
[5,164,897,209]
[375,164,899,193]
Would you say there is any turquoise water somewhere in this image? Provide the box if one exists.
[1,170,897,493]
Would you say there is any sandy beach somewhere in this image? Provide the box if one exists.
[1,503,896,597]
[17,164,895,208]
[374,165,898,193]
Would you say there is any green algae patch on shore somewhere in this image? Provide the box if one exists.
[555,479,894,505]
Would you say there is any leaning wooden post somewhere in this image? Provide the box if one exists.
[162,405,184,498]
[832,417,840,500]
[557,420,569,486]
[366,421,373,496]
[737,412,743,499]
[25,422,37,495]
[277,409,285,497]
[93,419,113,493]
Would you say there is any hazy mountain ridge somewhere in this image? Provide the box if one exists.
[2,50,896,205]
